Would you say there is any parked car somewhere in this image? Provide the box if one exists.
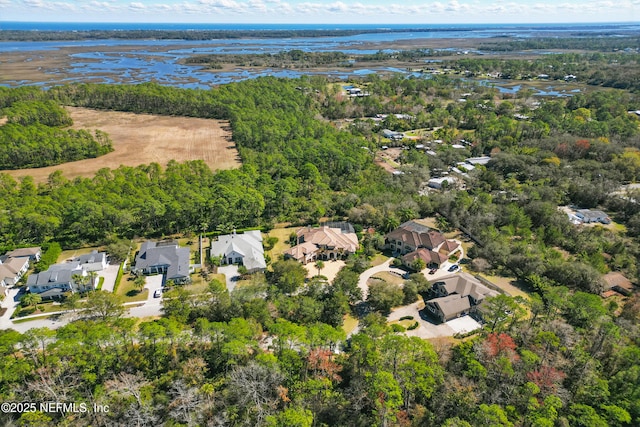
[153,289,162,298]
[428,268,437,275]
[448,264,459,272]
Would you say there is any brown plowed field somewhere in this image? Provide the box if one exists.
[2,107,240,182]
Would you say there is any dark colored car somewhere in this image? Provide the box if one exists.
[448,264,459,272]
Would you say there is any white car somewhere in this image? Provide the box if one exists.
[153,289,162,298]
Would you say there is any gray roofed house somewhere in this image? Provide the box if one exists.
[26,262,89,298]
[76,250,108,272]
[432,272,499,304]
[211,230,266,273]
[575,209,611,224]
[134,240,191,283]
[424,273,499,323]
[426,294,471,322]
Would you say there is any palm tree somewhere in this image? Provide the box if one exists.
[72,273,90,293]
[133,275,146,293]
[314,260,325,277]
[21,293,42,311]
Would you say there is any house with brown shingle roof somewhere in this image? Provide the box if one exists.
[603,272,635,296]
[386,220,461,269]
[401,248,448,270]
[284,225,359,264]
[426,294,472,322]
[0,256,30,286]
[5,247,41,262]
[425,273,499,322]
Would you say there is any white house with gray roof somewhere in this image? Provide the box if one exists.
[133,240,191,284]
[210,230,266,273]
[76,250,108,272]
[27,261,90,299]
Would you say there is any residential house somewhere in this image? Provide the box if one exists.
[0,256,30,286]
[431,273,499,304]
[382,129,404,141]
[76,250,108,272]
[26,261,90,300]
[425,273,499,322]
[464,156,491,166]
[426,294,471,322]
[428,177,456,190]
[133,240,191,284]
[210,230,266,273]
[575,209,611,224]
[284,225,359,264]
[386,220,461,269]
[603,272,635,296]
[5,247,41,262]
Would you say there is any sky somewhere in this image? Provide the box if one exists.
[0,0,639,25]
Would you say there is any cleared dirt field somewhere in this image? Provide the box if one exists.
[3,107,240,182]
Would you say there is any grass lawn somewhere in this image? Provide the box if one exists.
[370,271,405,286]
[264,227,296,261]
[11,301,64,318]
[342,314,359,335]
[186,272,226,294]
[370,253,390,267]
[57,246,101,263]
[115,273,149,302]
[477,273,530,299]
[389,318,416,329]
[12,314,57,324]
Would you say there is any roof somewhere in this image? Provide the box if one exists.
[429,294,471,318]
[211,232,266,272]
[576,209,608,219]
[5,247,41,258]
[27,267,77,287]
[135,241,190,279]
[402,248,447,266]
[386,220,445,250]
[76,250,106,265]
[440,240,461,254]
[603,272,635,294]
[0,265,19,282]
[283,241,318,261]
[296,226,359,253]
[434,273,499,301]
[321,221,355,234]
[0,257,29,275]
[39,288,66,298]
[465,156,491,165]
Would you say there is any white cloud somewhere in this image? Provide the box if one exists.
[2,0,635,22]
[129,2,146,11]
[22,0,77,11]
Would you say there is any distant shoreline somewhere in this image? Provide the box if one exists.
[1,21,639,42]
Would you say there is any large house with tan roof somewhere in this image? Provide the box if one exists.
[385,220,461,269]
[284,225,359,264]
[0,256,30,286]
[425,273,499,322]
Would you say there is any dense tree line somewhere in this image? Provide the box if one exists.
[0,27,484,42]
[0,99,112,169]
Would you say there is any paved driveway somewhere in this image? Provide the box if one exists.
[144,274,164,303]
[218,265,239,292]
[357,259,406,300]
[98,264,119,292]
